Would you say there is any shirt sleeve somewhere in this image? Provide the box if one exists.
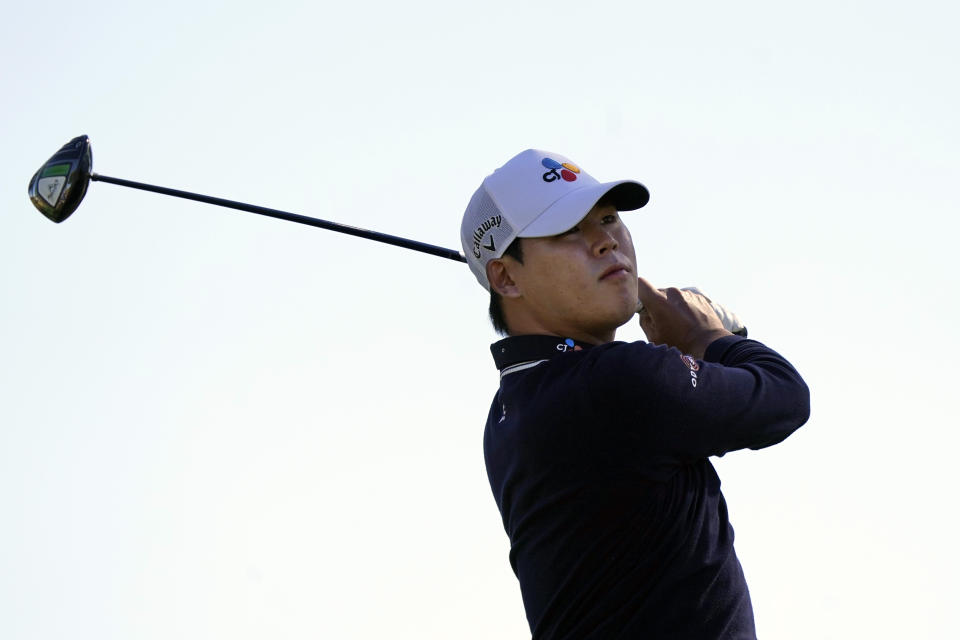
[584,335,810,462]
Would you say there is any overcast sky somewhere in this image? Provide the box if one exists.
[2,1,958,638]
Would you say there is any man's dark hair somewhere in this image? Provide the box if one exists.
[489,239,524,335]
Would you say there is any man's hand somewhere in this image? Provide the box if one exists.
[636,277,732,359]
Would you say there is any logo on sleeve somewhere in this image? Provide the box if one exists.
[681,354,699,387]
[541,158,581,183]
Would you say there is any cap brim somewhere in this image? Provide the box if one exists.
[518,180,650,238]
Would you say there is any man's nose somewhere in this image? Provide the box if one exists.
[592,229,619,256]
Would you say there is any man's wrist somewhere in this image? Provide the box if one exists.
[688,329,734,360]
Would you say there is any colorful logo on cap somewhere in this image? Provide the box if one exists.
[541,158,581,183]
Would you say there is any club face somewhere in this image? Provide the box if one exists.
[28,135,93,223]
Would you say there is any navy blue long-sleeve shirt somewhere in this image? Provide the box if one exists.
[484,334,810,639]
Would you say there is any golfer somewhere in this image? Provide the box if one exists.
[461,149,810,639]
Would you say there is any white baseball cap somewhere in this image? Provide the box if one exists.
[460,149,650,290]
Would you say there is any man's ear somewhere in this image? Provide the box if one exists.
[487,259,522,299]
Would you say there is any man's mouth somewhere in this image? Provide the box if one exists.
[599,264,632,281]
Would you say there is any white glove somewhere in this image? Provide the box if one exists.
[635,286,747,337]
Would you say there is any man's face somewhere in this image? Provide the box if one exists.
[504,203,639,344]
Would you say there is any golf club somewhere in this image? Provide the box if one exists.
[28,136,746,336]
[28,135,467,263]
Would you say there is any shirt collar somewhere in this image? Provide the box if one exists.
[490,335,594,373]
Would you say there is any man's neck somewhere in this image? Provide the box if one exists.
[502,301,621,345]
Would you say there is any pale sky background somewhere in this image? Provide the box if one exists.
[2,1,958,638]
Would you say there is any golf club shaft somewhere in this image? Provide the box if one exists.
[90,173,467,263]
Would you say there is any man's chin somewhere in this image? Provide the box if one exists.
[590,303,639,340]
[614,293,640,325]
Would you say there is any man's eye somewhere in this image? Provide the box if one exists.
[561,226,580,235]
[602,214,618,224]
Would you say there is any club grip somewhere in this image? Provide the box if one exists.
[635,287,748,337]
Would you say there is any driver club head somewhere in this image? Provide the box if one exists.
[28,135,93,223]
